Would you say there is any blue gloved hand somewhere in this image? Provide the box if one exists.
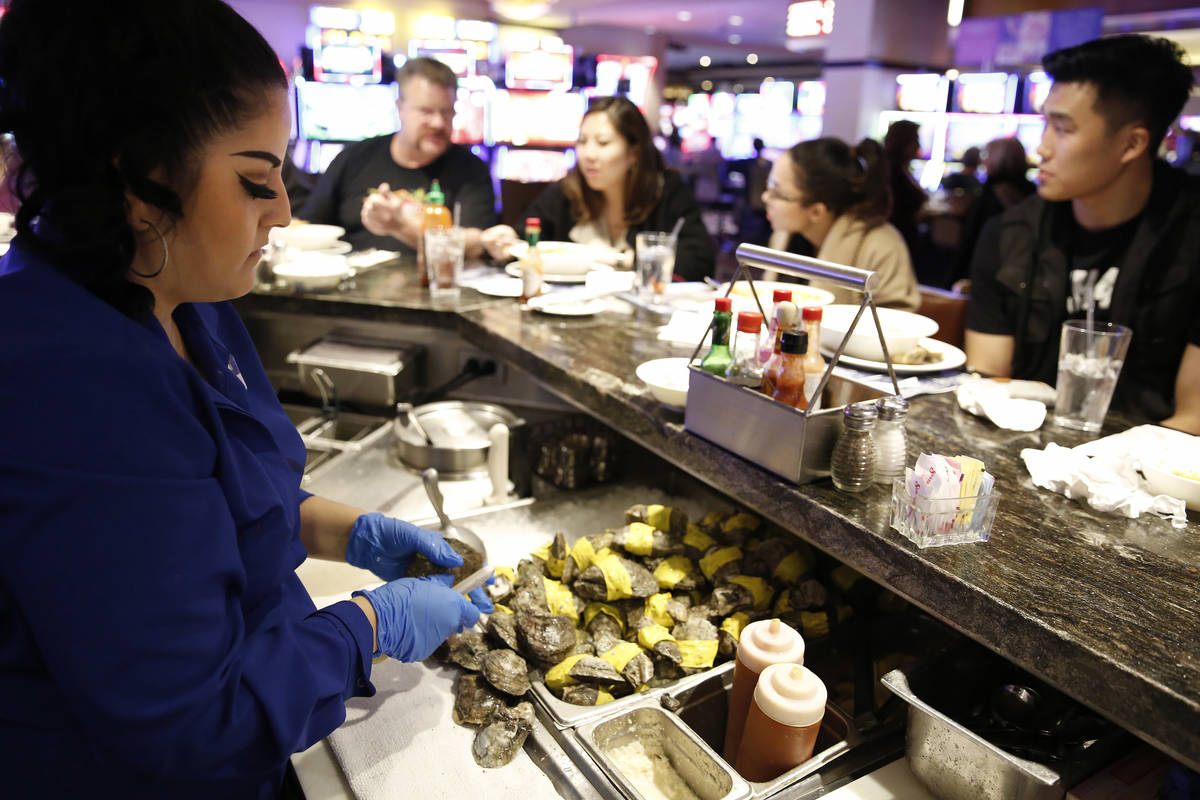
[345,512,462,581]
[356,575,482,662]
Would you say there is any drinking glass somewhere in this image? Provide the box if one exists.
[634,231,675,299]
[1052,320,1132,433]
[424,227,465,301]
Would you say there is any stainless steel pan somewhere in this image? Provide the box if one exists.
[393,400,523,477]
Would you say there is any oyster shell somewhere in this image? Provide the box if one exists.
[472,702,535,768]
[671,617,718,641]
[516,612,577,664]
[486,573,514,604]
[482,649,531,696]
[742,536,797,578]
[707,582,755,617]
[621,650,655,690]
[453,672,506,726]
[486,611,521,652]
[625,504,689,535]
[611,524,682,557]
[572,627,595,656]
[567,656,624,685]
[562,685,611,705]
[441,631,489,672]
[406,537,485,585]
[573,556,658,601]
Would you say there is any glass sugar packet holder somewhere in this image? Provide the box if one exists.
[890,478,999,548]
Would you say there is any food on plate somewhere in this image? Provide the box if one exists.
[893,344,943,365]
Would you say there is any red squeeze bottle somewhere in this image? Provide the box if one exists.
[734,663,827,782]
[722,617,806,763]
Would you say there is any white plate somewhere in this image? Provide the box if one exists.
[721,280,836,310]
[272,253,353,291]
[271,224,346,250]
[822,337,967,374]
[531,298,610,316]
[508,240,613,275]
[470,276,523,297]
[505,262,613,284]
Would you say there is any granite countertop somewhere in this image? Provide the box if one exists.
[239,259,1200,772]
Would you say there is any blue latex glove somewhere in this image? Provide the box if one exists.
[356,575,482,662]
[345,512,461,581]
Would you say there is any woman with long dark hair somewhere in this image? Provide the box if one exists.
[483,96,715,280]
[0,2,488,795]
[763,137,920,310]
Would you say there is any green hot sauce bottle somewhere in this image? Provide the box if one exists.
[701,296,734,376]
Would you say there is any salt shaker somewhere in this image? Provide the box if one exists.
[830,402,877,492]
[873,395,910,484]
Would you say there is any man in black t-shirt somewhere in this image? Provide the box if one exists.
[965,35,1200,434]
[298,58,495,255]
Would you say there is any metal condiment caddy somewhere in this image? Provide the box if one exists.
[684,243,902,484]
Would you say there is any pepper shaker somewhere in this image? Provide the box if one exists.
[831,401,878,492]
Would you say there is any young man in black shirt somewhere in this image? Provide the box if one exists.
[965,35,1200,434]
[299,57,495,256]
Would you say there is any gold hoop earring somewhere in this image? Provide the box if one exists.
[130,218,168,278]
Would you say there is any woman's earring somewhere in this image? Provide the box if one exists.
[130,218,168,278]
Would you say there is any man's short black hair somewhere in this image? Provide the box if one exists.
[1043,34,1194,151]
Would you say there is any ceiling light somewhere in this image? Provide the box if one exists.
[701,80,713,91]
[746,53,758,65]
[677,10,693,22]
[728,33,742,44]
[492,1,553,23]
[946,68,960,80]
[729,15,743,26]
[947,0,964,27]
[699,55,711,67]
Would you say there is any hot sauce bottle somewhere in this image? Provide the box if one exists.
[771,330,810,410]
[734,663,828,782]
[722,617,806,763]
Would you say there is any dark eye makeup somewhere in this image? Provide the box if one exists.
[238,174,278,200]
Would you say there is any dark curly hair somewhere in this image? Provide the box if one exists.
[0,0,287,317]
[788,137,892,228]
[561,95,665,228]
[1043,34,1194,152]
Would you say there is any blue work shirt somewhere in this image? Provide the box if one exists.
[0,239,376,798]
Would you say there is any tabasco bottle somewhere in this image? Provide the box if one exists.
[771,329,810,410]
[519,217,543,303]
[700,296,733,376]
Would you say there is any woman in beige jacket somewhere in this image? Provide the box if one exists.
[763,137,920,311]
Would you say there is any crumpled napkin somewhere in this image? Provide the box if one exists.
[956,379,1054,431]
[1020,425,1190,528]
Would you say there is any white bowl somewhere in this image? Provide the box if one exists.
[272,253,352,291]
[270,224,346,251]
[1143,462,1200,510]
[636,357,693,408]
[509,241,607,275]
[819,304,940,363]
